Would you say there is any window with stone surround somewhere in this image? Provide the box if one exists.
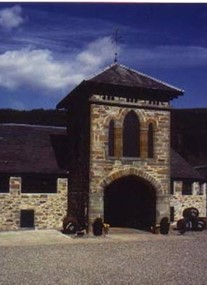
[20,209,35,228]
[21,174,58,193]
[0,174,9,193]
[148,123,154,158]
[182,181,192,195]
[108,120,115,156]
[123,111,140,157]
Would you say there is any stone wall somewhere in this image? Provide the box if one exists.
[170,180,207,220]
[0,177,68,231]
[88,97,171,226]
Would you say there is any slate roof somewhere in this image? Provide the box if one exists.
[88,64,183,93]
[0,124,202,180]
[57,63,184,109]
[194,165,207,180]
[171,149,204,180]
[0,124,69,174]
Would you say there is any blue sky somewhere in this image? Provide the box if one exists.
[0,2,207,110]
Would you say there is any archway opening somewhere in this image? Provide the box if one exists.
[104,175,156,231]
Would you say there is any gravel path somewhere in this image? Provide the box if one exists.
[0,230,207,285]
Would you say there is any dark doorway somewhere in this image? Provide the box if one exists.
[20,210,35,228]
[104,175,156,231]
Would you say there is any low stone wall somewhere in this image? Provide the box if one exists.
[170,181,206,221]
[0,177,68,231]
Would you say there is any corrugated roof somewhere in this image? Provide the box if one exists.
[0,124,69,174]
[171,149,204,180]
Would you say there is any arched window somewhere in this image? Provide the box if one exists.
[108,120,115,156]
[123,111,140,157]
[148,123,154,158]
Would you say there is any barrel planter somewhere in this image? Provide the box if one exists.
[62,216,78,234]
[178,207,206,233]
[194,218,206,231]
[93,218,103,236]
[160,217,170,235]
[177,218,188,234]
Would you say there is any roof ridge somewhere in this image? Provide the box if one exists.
[86,62,184,93]
[195,165,207,169]
[85,62,117,81]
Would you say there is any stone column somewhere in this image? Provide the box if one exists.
[9,177,21,230]
[57,178,68,217]
[114,127,122,158]
[57,178,68,194]
[174,181,183,195]
[88,192,104,232]
[192,182,200,195]
[202,183,206,196]
[156,194,170,223]
[10,177,21,195]
[140,128,148,159]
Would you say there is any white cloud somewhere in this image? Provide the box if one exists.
[0,37,114,93]
[1,38,207,97]
[77,37,116,71]
[0,5,24,30]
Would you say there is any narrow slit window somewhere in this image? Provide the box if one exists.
[108,120,115,156]
[148,123,154,158]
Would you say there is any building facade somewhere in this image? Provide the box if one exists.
[0,63,206,232]
[0,124,68,230]
[0,176,67,230]
[170,149,206,222]
[57,63,186,230]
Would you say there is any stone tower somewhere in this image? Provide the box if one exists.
[57,63,183,231]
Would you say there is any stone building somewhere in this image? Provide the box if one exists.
[0,63,206,232]
[170,149,206,222]
[0,124,68,230]
[57,63,192,231]
[170,108,207,221]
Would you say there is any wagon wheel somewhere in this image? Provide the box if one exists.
[194,219,206,231]
[183,207,199,220]
[65,222,77,234]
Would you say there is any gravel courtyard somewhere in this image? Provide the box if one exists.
[0,229,207,285]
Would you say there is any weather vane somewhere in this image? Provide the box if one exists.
[113,28,122,63]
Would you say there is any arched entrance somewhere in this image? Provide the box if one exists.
[104,175,156,231]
